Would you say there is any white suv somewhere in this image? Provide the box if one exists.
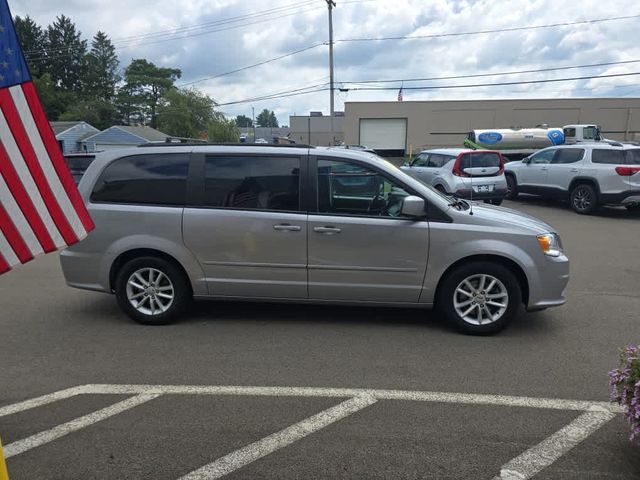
[505,143,640,214]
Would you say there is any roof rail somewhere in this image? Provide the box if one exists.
[137,142,314,148]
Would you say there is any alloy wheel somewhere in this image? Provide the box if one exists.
[125,267,175,316]
[453,274,509,325]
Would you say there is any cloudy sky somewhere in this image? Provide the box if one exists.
[10,0,640,124]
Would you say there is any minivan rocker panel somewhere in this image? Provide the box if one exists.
[60,145,569,335]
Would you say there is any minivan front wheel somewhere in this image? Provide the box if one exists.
[115,256,190,325]
[437,261,522,334]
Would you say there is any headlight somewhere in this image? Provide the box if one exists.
[537,233,563,257]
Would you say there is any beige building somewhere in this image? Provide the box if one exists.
[289,113,345,146]
[344,98,640,155]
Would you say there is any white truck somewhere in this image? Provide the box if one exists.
[464,124,604,160]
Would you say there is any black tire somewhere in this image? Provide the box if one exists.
[115,256,190,325]
[569,183,598,215]
[437,261,522,335]
[625,204,640,212]
[505,175,518,199]
[435,184,447,194]
[490,198,503,206]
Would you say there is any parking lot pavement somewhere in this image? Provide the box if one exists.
[1,197,639,479]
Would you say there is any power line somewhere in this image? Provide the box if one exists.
[335,13,640,43]
[341,72,640,92]
[343,59,640,85]
[177,43,327,87]
[22,0,318,56]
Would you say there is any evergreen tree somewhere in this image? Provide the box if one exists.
[45,15,87,91]
[85,31,119,101]
[120,59,181,127]
[14,15,46,77]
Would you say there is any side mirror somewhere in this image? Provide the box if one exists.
[401,195,425,217]
[523,157,531,164]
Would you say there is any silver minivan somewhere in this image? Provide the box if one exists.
[60,145,569,334]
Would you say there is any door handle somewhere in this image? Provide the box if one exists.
[273,224,301,232]
[541,167,548,171]
[313,226,341,234]
[570,168,578,173]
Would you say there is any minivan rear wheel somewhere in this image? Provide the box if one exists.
[115,256,190,325]
[437,261,522,335]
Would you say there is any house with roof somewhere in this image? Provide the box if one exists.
[81,125,171,152]
[51,121,100,154]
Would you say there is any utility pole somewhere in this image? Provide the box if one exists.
[252,106,256,143]
[326,0,336,144]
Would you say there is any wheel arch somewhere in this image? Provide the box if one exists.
[109,248,193,295]
[434,254,529,307]
[568,177,600,196]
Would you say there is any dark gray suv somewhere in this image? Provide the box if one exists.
[60,145,569,334]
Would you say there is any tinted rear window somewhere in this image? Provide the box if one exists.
[204,156,300,211]
[592,149,625,164]
[459,153,501,169]
[91,154,189,205]
[625,149,640,165]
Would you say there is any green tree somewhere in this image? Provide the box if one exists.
[208,114,239,143]
[235,114,253,127]
[45,15,88,91]
[121,59,181,127]
[84,31,120,101]
[14,15,46,77]
[59,99,119,130]
[256,109,279,127]
[33,73,76,120]
[157,88,216,139]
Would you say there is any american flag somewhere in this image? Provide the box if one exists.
[397,84,403,102]
[0,0,94,275]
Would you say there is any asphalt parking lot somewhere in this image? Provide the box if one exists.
[1,197,639,479]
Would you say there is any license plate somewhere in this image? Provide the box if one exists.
[473,185,494,193]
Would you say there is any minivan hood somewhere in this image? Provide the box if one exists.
[460,202,556,234]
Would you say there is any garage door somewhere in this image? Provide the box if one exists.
[359,118,407,150]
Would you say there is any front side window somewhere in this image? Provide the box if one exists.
[592,149,625,165]
[530,149,555,164]
[552,148,585,164]
[318,159,411,218]
[204,156,300,212]
[91,154,189,205]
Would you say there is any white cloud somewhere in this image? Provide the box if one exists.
[9,0,640,122]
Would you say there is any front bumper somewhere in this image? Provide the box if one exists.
[454,187,508,201]
[526,254,570,310]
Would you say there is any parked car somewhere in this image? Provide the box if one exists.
[504,143,640,214]
[60,145,569,335]
[63,153,96,185]
[400,148,507,205]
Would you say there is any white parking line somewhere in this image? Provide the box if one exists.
[178,395,377,480]
[0,384,622,479]
[0,385,89,418]
[72,384,620,413]
[3,393,160,459]
[494,408,617,480]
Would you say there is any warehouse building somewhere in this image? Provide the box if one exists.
[344,98,640,156]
